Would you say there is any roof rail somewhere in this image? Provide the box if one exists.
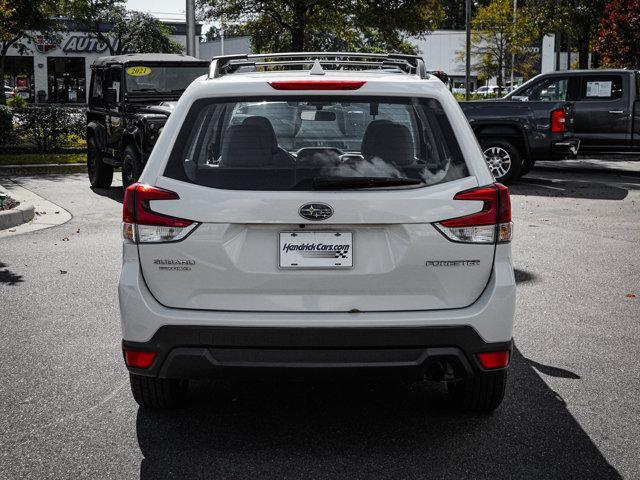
[208,52,428,79]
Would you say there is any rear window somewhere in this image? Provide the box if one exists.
[164,96,468,190]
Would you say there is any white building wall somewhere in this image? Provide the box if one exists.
[198,37,252,60]
[541,34,555,73]
[410,30,557,86]
[410,30,471,76]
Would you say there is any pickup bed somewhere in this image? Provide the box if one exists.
[459,100,579,182]
[505,69,640,157]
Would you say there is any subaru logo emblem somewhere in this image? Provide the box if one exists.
[299,203,333,221]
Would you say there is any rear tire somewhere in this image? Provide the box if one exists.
[122,145,143,189]
[519,158,536,177]
[481,140,522,184]
[448,370,508,412]
[129,374,188,409]
[87,137,113,188]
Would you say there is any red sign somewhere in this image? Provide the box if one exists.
[35,35,57,53]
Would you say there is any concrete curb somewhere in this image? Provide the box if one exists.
[534,159,640,178]
[0,201,35,230]
[0,163,88,176]
[0,180,71,237]
[534,164,640,178]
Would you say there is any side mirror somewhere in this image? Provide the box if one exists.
[105,87,118,105]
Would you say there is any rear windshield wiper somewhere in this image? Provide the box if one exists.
[129,88,184,94]
[312,176,424,190]
[129,88,161,93]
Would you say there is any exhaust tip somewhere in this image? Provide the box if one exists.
[425,361,446,381]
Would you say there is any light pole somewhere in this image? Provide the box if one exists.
[510,0,517,89]
[465,0,472,100]
[186,0,196,56]
[220,16,225,56]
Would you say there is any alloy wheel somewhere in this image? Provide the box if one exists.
[483,146,512,179]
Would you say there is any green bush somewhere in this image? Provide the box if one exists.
[14,105,86,152]
[6,95,26,109]
[0,105,14,146]
[454,92,503,101]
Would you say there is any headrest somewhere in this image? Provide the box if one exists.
[220,124,275,167]
[361,120,415,166]
[242,116,278,153]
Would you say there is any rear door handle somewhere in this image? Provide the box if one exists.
[608,110,624,114]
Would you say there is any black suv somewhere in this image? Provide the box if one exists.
[86,54,208,188]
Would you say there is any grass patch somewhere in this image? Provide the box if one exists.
[0,153,86,166]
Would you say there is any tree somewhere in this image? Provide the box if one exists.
[67,0,183,55]
[204,23,251,42]
[562,0,609,69]
[465,0,536,93]
[0,0,60,104]
[441,0,490,30]
[110,11,184,54]
[593,0,640,68]
[65,0,124,55]
[197,0,444,53]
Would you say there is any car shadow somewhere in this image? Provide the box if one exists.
[510,175,636,200]
[91,186,124,204]
[0,262,24,285]
[514,268,536,284]
[135,348,620,479]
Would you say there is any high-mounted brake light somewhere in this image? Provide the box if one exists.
[122,183,197,243]
[551,108,566,133]
[434,183,512,244]
[123,348,157,369]
[268,80,366,91]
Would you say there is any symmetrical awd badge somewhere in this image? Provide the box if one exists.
[299,203,333,221]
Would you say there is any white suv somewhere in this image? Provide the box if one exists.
[118,53,516,412]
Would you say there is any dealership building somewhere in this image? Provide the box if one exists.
[3,19,201,104]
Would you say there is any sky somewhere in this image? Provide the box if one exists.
[126,0,214,32]
[126,0,185,21]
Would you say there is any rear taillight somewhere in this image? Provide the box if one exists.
[122,183,197,243]
[551,108,566,133]
[268,80,366,90]
[434,183,512,243]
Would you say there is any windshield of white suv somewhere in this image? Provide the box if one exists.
[124,65,207,93]
[164,96,469,190]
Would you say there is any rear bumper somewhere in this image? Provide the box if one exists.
[551,138,580,160]
[123,325,512,380]
[118,243,515,380]
[119,243,516,344]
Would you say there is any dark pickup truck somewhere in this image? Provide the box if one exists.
[505,69,640,157]
[459,99,578,182]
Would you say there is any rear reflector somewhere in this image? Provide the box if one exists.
[123,183,197,243]
[477,351,510,369]
[435,183,513,243]
[268,80,366,90]
[551,108,566,133]
[124,349,157,369]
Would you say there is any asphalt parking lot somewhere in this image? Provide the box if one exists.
[0,165,638,479]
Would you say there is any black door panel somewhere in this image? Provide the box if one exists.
[573,74,630,151]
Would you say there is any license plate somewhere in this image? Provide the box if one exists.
[279,231,353,269]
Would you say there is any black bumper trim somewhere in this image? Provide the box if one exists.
[123,325,512,381]
[551,138,580,159]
